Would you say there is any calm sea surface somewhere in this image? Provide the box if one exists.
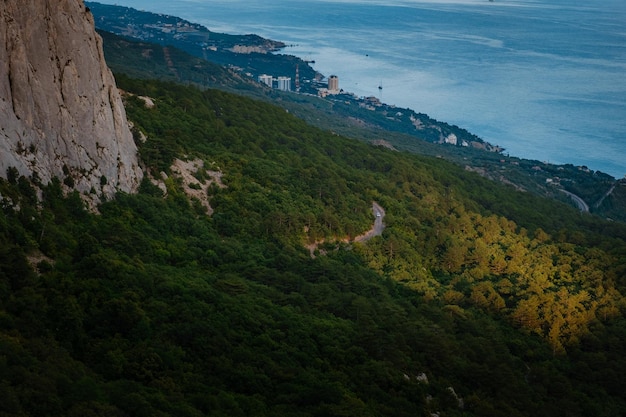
[97,0,626,178]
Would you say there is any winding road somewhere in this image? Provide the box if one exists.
[354,202,386,242]
[559,189,589,212]
[306,202,386,257]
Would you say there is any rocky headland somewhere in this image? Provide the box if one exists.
[0,0,142,204]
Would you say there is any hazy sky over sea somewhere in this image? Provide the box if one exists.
[94,0,626,177]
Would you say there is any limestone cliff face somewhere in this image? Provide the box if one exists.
[0,0,142,199]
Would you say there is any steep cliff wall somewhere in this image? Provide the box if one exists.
[0,0,142,200]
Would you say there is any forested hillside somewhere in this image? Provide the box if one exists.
[95,22,626,223]
[1,77,626,416]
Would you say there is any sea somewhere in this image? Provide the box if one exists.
[95,0,626,178]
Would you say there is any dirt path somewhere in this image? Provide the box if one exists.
[307,202,385,257]
[162,47,179,78]
[594,183,616,209]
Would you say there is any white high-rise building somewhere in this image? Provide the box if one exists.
[258,74,273,87]
[276,76,291,91]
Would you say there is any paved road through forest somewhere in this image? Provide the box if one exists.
[307,202,385,257]
[354,202,386,242]
[559,190,589,212]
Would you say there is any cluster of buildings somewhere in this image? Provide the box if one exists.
[258,74,293,92]
[258,73,341,97]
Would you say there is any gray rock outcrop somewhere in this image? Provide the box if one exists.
[0,0,142,201]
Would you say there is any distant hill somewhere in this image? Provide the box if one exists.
[86,1,317,82]
[97,30,259,92]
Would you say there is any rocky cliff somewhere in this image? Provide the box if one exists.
[0,0,142,201]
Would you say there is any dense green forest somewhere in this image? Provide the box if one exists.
[2,76,626,416]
